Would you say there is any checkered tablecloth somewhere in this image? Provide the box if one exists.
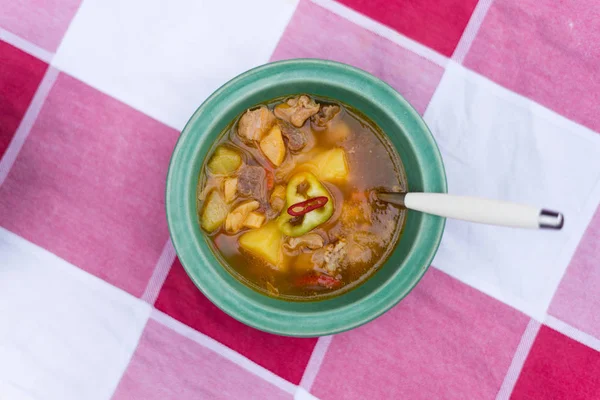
[1,0,600,398]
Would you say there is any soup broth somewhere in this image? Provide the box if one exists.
[197,95,406,300]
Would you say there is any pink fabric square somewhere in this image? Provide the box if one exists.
[270,0,444,115]
[337,0,479,57]
[311,268,529,399]
[511,326,600,400]
[155,259,318,385]
[549,205,600,338]
[0,40,47,158]
[464,0,600,133]
[0,73,178,296]
[0,0,81,52]
[112,319,290,400]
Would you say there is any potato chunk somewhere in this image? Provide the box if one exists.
[243,211,265,229]
[201,190,229,233]
[239,221,284,268]
[225,200,259,234]
[223,177,237,203]
[207,146,242,175]
[308,148,348,182]
[259,125,286,166]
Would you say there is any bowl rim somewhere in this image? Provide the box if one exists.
[166,58,447,337]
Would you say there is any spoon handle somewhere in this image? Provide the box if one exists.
[378,193,564,230]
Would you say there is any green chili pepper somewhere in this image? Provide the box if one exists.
[278,172,334,237]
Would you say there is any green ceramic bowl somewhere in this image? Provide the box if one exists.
[166,59,446,337]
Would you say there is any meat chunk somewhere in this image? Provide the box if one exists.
[284,233,325,251]
[237,106,276,143]
[237,165,266,200]
[278,120,306,151]
[274,95,320,127]
[322,239,347,275]
[346,232,377,265]
[347,244,372,264]
[311,104,340,128]
[269,185,286,213]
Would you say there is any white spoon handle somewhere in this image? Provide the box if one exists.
[398,193,563,229]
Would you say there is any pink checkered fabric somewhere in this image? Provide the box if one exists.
[1,0,599,399]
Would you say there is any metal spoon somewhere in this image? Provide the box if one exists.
[376,192,564,230]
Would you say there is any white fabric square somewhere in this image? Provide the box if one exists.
[295,387,320,400]
[0,228,151,400]
[53,0,299,130]
[424,62,600,320]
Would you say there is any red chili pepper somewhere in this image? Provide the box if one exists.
[296,274,342,289]
[287,196,329,217]
[265,170,274,190]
